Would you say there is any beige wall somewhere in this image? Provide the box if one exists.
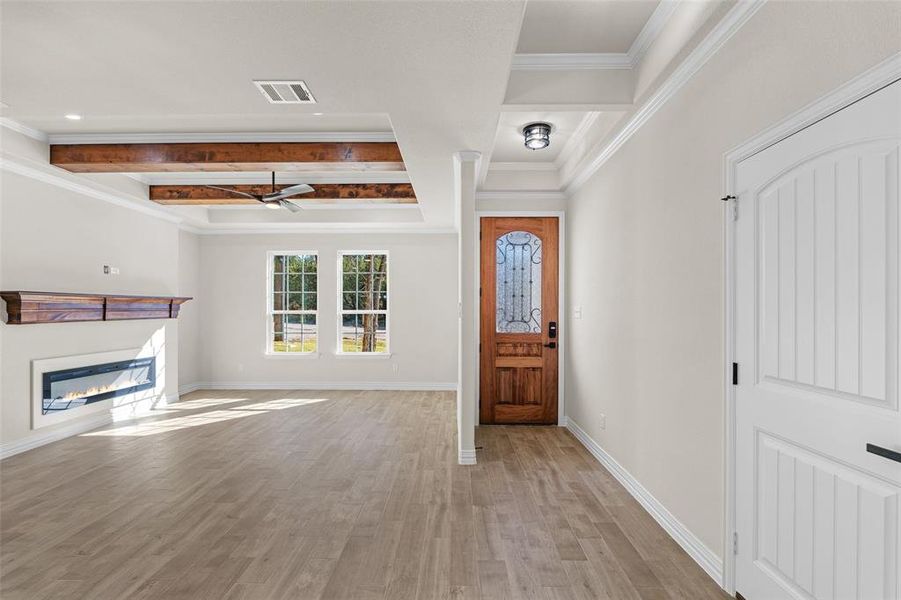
[0,168,183,447]
[198,232,458,387]
[566,0,901,558]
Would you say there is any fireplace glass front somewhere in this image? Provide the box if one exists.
[41,357,156,414]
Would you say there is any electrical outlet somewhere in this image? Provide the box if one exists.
[103,265,120,275]
[392,364,399,374]
[599,413,606,430]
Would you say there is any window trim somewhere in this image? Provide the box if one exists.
[265,250,320,356]
[335,250,390,356]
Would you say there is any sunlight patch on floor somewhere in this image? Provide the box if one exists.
[81,397,329,437]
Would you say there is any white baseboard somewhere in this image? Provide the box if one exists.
[566,418,724,587]
[0,393,180,460]
[185,381,458,392]
[178,382,204,395]
[0,412,113,460]
[458,448,477,465]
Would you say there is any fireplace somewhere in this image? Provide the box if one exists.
[41,357,156,415]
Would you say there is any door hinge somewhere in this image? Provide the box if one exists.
[733,531,739,555]
[479,342,482,353]
[479,286,482,297]
[722,194,738,221]
[732,362,739,386]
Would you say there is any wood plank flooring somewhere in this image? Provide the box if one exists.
[0,390,729,599]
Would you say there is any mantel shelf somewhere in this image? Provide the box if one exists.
[0,291,192,325]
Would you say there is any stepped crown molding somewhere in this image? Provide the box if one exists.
[564,0,767,193]
[511,0,681,71]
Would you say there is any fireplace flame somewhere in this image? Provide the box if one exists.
[58,380,142,401]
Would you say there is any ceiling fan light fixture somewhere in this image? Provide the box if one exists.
[264,202,281,210]
[522,122,551,150]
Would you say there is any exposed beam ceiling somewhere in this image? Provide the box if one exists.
[150,183,417,205]
[49,142,405,173]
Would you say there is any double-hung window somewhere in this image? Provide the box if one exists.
[268,252,318,354]
[338,252,389,354]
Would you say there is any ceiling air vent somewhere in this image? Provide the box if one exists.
[253,80,316,104]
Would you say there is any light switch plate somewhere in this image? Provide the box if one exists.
[573,306,583,319]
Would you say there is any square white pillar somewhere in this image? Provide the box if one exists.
[455,151,480,465]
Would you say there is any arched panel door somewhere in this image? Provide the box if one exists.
[480,217,559,424]
[734,80,901,600]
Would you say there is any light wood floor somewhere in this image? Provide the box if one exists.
[1,390,729,600]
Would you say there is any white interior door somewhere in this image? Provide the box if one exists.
[735,80,901,600]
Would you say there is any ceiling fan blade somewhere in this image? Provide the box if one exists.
[279,199,303,213]
[267,183,314,201]
[204,185,260,201]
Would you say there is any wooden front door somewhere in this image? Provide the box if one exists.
[480,217,559,424]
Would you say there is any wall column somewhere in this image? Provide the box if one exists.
[455,151,480,465]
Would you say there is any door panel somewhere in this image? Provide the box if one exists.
[480,217,558,424]
[735,80,901,600]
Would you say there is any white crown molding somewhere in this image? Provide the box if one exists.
[193,224,457,235]
[0,117,49,142]
[476,190,566,203]
[46,131,396,144]
[512,53,632,71]
[567,418,724,587]
[488,161,558,172]
[564,0,767,193]
[553,111,602,169]
[627,0,682,66]
[135,171,410,185]
[210,203,420,212]
[724,49,901,166]
[454,150,482,162]
[0,150,185,225]
[511,1,682,72]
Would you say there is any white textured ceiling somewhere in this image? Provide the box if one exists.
[0,1,527,227]
[516,0,660,54]
[490,111,591,163]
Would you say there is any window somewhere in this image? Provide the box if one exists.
[339,252,388,353]
[496,230,542,333]
[268,252,318,354]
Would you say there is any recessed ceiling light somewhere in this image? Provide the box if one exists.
[313,112,324,116]
[65,114,83,121]
[522,122,551,150]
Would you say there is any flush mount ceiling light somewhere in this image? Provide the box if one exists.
[64,114,83,121]
[522,122,551,150]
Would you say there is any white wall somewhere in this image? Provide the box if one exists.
[197,232,458,387]
[566,0,901,560]
[0,165,184,449]
[177,229,202,391]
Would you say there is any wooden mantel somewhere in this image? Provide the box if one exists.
[0,292,192,324]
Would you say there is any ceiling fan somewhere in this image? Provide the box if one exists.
[205,172,313,212]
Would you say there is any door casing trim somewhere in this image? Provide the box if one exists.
[475,211,566,427]
[722,51,901,595]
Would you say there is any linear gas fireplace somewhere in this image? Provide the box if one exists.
[42,357,156,415]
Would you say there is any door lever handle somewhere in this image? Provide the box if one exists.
[543,342,556,349]
[867,443,901,463]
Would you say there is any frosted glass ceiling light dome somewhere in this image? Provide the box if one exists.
[522,122,551,150]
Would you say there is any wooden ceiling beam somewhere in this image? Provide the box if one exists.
[50,142,405,173]
[149,183,417,205]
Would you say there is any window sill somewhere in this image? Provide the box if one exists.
[264,352,321,359]
[333,352,392,359]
